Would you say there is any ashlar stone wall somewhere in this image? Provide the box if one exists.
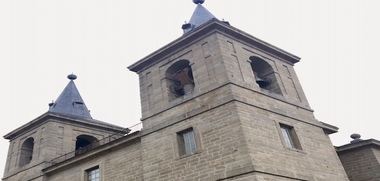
[338,147,380,181]
[3,118,120,181]
[45,139,142,181]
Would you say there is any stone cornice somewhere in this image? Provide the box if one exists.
[141,82,314,122]
[336,139,380,153]
[128,19,300,73]
[139,83,335,135]
[320,121,339,134]
[4,112,128,140]
[41,92,338,175]
[41,95,338,176]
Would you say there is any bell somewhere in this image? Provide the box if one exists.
[255,77,269,88]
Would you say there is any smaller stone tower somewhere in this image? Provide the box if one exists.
[2,75,128,181]
[337,134,380,181]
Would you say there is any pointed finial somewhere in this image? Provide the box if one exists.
[67,74,77,80]
[193,0,205,5]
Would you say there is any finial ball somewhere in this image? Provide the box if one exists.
[67,74,77,80]
[193,0,205,5]
[350,133,361,140]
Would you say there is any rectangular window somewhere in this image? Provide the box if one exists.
[177,128,197,156]
[86,166,100,181]
[280,124,301,150]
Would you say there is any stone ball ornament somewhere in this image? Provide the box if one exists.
[350,133,361,140]
[67,74,77,80]
[193,0,205,4]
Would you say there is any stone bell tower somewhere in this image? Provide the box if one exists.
[2,75,128,181]
[129,0,349,180]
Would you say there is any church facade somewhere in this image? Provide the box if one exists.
[3,1,373,180]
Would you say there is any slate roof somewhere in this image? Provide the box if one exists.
[183,3,217,33]
[48,74,92,119]
[4,74,129,140]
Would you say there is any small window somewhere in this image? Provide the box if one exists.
[86,166,100,181]
[280,124,302,150]
[177,128,197,156]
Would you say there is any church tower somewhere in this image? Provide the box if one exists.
[2,1,352,180]
[129,0,349,180]
[2,75,128,181]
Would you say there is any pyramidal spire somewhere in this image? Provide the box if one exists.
[48,74,92,119]
[182,0,217,33]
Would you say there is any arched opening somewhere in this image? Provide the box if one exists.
[166,60,195,100]
[250,56,282,95]
[75,135,98,155]
[19,137,34,167]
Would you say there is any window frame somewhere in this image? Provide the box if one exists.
[176,127,200,157]
[85,165,101,181]
[278,123,302,151]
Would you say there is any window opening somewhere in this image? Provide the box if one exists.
[75,135,98,155]
[19,137,34,166]
[280,124,301,150]
[166,60,195,100]
[177,128,197,156]
[86,166,100,181]
[250,56,282,95]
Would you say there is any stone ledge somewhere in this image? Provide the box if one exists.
[336,139,380,153]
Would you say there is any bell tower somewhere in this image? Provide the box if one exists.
[129,0,349,180]
[2,75,128,181]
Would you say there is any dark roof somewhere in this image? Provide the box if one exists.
[336,139,380,153]
[184,4,216,33]
[4,75,128,140]
[49,78,92,119]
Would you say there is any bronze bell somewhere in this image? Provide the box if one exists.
[255,77,269,88]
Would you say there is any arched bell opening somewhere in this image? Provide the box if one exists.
[19,137,34,167]
[250,56,282,95]
[166,60,195,100]
[75,135,98,155]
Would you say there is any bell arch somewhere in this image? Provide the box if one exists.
[75,135,98,155]
[166,60,195,100]
[19,137,34,167]
[250,56,282,95]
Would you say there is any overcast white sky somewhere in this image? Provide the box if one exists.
[1,0,380,178]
